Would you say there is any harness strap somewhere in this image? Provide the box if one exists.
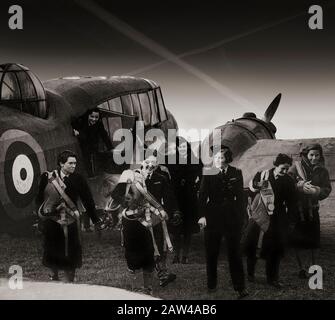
[149,226,160,257]
[51,172,77,211]
[295,161,307,181]
[259,170,275,216]
[256,230,265,258]
[256,170,274,253]
[62,223,69,257]
[161,220,173,252]
[134,181,173,252]
[294,161,312,221]
[260,170,269,181]
[49,172,82,248]
[120,224,124,247]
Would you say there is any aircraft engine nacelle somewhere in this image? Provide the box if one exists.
[201,94,281,165]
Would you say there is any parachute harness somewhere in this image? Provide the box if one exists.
[120,170,173,256]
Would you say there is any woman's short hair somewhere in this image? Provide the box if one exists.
[85,107,102,121]
[273,153,292,166]
[58,150,77,166]
[300,143,325,163]
[88,107,101,115]
[211,145,233,163]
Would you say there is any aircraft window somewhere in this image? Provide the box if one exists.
[15,70,37,98]
[0,63,48,119]
[98,101,109,110]
[27,71,47,100]
[155,88,168,122]
[109,97,123,113]
[138,92,151,126]
[121,95,134,115]
[131,93,143,121]
[95,88,168,127]
[148,90,159,125]
[102,117,123,149]
[1,72,21,100]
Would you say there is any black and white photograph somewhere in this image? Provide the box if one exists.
[0,0,334,303]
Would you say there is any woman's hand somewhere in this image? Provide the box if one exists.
[302,181,320,196]
[256,180,268,189]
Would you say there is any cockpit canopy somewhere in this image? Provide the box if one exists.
[0,63,47,118]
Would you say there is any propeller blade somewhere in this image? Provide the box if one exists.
[263,93,281,122]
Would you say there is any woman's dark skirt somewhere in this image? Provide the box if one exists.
[290,209,320,249]
[41,219,82,270]
[243,218,287,259]
[122,218,155,272]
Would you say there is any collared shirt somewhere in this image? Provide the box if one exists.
[147,173,152,180]
[60,170,69,182]
[219,167,228,175]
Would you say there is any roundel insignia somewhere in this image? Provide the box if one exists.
[0,129,47,221]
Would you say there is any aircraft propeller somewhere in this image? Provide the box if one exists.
[262,93,281,123]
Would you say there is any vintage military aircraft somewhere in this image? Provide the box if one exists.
[0,63,178,234]
[201,93,334,207]
[1,63,333,235]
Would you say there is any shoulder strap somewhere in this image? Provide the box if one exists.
[51,172,77,211]
[295,161,307,181]
[259,169,275,215]
[260,170,269,181]
[133,181,173,252]
[134,181,163,210]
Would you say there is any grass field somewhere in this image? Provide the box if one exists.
[0,204,334,300]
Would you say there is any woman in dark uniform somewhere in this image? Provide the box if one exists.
[71,108,112,175]
[198,145,248,298]
[164,136,202,264]
[244,153,297,288]
[71,108,113,231]
[36,150,102,282]
[288,144,332,278]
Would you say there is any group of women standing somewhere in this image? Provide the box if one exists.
[165,140,332,289]
[244,143,332,287]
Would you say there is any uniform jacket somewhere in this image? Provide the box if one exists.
[36,170,99,224]
[163,159,202,234]
[246,168,297,256]
[250,169,297,227]
[71,117,112,153]
[145,170,180,219]
[198,165,246,232]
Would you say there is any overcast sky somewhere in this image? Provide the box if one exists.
[1,0,334,140]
